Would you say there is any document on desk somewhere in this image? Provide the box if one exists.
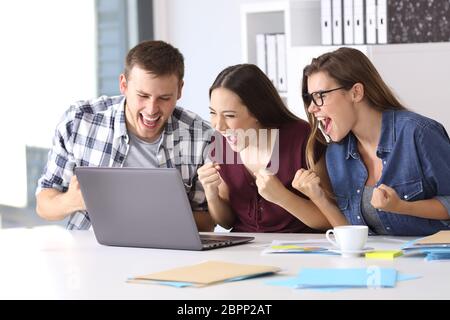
[402,231,450,261]
[267,267,420,290]
[415,230,450,245]
[262,240,335,254]
[402,231,450,251]
[128,261,281,287]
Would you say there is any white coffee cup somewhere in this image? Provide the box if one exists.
[325,225,368,257]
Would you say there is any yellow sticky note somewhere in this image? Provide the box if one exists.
[365,250,403,260]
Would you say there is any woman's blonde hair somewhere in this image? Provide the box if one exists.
[301,47,406,170]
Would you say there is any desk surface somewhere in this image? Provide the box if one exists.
[0,226,448,299]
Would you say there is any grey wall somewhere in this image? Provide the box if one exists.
[161,0,450,132]
[370,42,450,132]
[162,0,270,120]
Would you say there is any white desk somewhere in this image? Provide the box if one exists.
[0,226,448,299]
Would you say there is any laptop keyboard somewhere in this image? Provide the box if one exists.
[201,238,231,244]
[199,234,254,249]
[200,237,232,248]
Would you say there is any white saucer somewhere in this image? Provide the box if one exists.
[329,247,374,257]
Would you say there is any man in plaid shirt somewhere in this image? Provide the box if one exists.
[36,40,215,231]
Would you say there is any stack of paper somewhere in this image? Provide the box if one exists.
[127,261,281,287]
[267,267,419,290]
[262,240,336,255]
[402,231,450,261]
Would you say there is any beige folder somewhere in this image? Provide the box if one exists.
[130,260,281,286]
[416,230,450,245]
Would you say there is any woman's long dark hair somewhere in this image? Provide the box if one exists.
[210,64,299,128]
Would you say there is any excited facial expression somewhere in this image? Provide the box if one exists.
[120,66,183,143]
[306,71,355,142]
[209,87,261,152]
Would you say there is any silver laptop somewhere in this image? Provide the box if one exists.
[75,167,254,250]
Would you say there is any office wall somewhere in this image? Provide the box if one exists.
[0,0,96,207]
[157,0,450,131]
[370,43,450,131]
[155,0,275,120]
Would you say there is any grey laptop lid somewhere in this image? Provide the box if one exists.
[75,167,253,250]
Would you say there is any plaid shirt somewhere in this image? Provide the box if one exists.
[37,95,214,230]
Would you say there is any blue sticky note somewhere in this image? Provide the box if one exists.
[401,239,418,249]
[266,277,303,288]
[128,278,194,288]
[425,252,450,261]
[397,274,421,282]
[310,287,346,292]
[421,248,450,254]
[155,281,194,288]
[296,268,397,288]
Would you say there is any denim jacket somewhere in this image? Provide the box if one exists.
[326,110,450,236]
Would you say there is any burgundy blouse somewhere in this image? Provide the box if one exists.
[213,120,316,233]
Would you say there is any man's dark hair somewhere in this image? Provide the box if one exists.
[124,40,184,81]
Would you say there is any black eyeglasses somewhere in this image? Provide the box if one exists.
[302,86,346,107]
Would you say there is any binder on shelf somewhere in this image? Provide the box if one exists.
[255,34,267,74]
[332,0,343,45]
[321,0,333,45]
[265,34,278,89]
[275,33,287,92]
[343,0,354,44]
[365,0,377,44]
[377,0,387,43]
[353,0,364,44]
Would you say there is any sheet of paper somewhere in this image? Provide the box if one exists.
[132,260,281,285]
[262,240,334,254]
[127,279,195,287]
[267,271,420,290]
[416,230,450,245]
[295,268,397,288]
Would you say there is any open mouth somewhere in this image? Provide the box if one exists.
[140,113,161,129]
[316,116,332,142]
[317,116,332,134]
[222,132,238,146]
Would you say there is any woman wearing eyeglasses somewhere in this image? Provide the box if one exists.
[293,47,450,236]
[197,64,344,232]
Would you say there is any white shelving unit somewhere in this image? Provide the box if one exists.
[286,44,369,119]
[241,0,322,119]
[241,0,450,131]
[241,1,288,104]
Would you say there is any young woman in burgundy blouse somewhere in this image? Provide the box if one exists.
[197,64,344,232]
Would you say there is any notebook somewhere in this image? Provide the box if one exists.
[75,167,254,250]
[415,230,450,245]
[129,260,281,287]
